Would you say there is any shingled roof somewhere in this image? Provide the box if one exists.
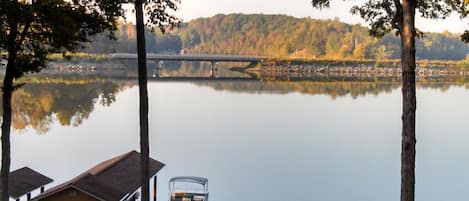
[33,150,165,201]
[9,167,53,199]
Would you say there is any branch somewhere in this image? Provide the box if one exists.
[311,0,330,9]
[15,1,38,50]
[393,0,403,31]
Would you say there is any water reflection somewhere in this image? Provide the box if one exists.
[194,77,469,99]
[7,69,469,133]
[7,76,130,133]
[7,65,469,201]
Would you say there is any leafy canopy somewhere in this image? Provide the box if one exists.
[0,0,124,77]
[142,0,181,33]
[311,0,467,38]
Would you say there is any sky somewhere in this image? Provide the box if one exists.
[174,0,469,33]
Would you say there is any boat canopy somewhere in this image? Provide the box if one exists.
[169,176,208,185]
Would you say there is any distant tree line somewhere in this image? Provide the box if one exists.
[83,14,469,61]
[84,22,182,54]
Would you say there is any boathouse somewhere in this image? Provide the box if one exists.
[9,167,53,201]
[32,151,165,201]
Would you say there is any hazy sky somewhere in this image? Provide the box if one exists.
[176,0,469,33]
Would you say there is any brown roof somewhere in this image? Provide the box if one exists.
[9,167,53,199]
[33,150,165,201]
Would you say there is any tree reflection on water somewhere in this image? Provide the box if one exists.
[3,76,130,133]
[5,71,469,133]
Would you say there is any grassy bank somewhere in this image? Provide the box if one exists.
[47,52,108,62]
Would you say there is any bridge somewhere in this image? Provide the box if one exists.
[109,53,268,78]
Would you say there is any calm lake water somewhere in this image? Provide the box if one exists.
[7,62,469,201]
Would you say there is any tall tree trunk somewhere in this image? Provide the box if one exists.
[0,53,15,201]
[400,1,417,201]
[0,20,18,200]
[135,1,150,201]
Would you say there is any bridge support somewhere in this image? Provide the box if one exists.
[209,61,217,78]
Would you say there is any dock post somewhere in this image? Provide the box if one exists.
[153,176,157,201]
[27,193,31,201]
[41,186,45,193]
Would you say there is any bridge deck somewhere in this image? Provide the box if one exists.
[108,53,267,62]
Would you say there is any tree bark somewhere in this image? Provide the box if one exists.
[0,53,15,201]
[135,1,150,201]
[400,1,417,201]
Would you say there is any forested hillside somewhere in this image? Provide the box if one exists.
[84,23,182,54]
[84,14,469,60]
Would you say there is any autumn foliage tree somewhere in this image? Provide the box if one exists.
[172,14,469,60]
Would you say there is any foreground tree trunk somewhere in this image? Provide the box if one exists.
[135,0,150,201]
[0,21,18,200]
[400,1,417,201]
[0,62,14,201]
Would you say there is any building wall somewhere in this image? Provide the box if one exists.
[38,188,99,201]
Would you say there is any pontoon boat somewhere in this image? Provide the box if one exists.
[169,176,208,201]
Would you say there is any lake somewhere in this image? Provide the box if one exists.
[6,61,469,201]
